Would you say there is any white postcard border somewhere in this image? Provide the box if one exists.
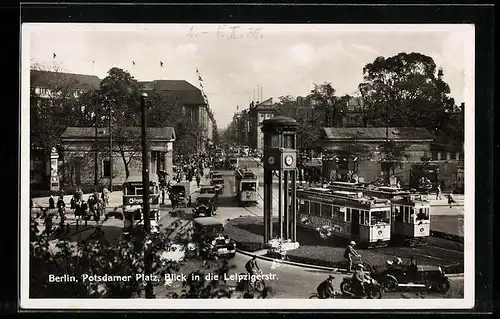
[20,23,475,310]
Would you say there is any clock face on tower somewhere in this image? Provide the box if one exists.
[285,155,294,166]
[267,156,275,165]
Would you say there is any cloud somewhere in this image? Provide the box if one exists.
[175,43,199,57]
[289,43,316,65]
[351,43,378,54]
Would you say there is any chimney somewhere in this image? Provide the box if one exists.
[460,102,465,110]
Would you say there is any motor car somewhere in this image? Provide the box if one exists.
[192,217,236,259]
[371,258,451,293]
[210,178,225,194]
[199,232,236,259]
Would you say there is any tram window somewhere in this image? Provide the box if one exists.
[311,202,321,216]
[332,206,343,221]
[416,207,429,220]
[346,208,351,222]
[371,210,390,225]
[321,204,333,219]
[394,206,403,222]
[299,200,310,214]
[242,182,256,191]
[364,211,370,225]
[409,208,415,223]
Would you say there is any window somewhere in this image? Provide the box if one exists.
[321,204,332,218]
[299,200,310,214]
[270,135,280,148]
[346,208,351,222]
[332,205,343,221]
[364,211,370,225]
[416,207,430,221]
[102,160,111,177]
[283,135,294,148]
[395,206,403,222]
[242,182,256,191]
[311,201,321,216]
[408,207,415,223]
[371,210,390,225]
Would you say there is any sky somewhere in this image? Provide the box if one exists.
[24,24,474,129]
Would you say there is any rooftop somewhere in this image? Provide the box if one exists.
[139,80,205,105]
[60,126,175,140]
[30,70,101,90]
[323,127,434,141]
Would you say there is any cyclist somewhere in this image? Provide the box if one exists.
[245,255,260,276]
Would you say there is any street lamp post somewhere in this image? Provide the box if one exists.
[109,100,113,191]
[140,92,154,299]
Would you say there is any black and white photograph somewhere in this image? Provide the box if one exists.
[21,23,474,309]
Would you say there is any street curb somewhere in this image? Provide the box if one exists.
[236,248,344,273]
[235,248,465,278]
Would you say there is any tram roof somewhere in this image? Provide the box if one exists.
[297,188,391,207]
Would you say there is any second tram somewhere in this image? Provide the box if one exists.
[234,168,259,206]
[296,187,392,247]
[327,182,431,246]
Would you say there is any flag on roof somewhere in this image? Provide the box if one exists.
[160,61,164,67]
[53,53,56,59]
[132,61,136,65]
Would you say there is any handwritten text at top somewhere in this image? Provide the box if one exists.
[187,26,264,40]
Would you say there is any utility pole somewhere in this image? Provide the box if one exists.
[94,94,99,185]
[109,99,113,191]
[140,92,154,299]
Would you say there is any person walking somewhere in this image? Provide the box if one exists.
[447,192,456,208]
[436,184,442,200]
[196,174,201,188]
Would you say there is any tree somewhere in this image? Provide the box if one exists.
[309,82,345,127]
[97,68,142,179]
[337,138,373,173]
[378,140,409,176]
[359,53,456,136]
[29,218,271,299]
[30,62,87,153]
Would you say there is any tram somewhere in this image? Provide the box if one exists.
[296,187,392,247]
[391,194,431,246]
[327,182,431,246]
[234,168,259,206]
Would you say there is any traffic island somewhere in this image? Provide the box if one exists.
[224,216,464,274]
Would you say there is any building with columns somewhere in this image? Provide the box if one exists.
[248,98,277,151]
[59,126,175,188]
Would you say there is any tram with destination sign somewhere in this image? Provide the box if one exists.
[296,187,392,247]
[327,182,431,246]
[234,168,259,206]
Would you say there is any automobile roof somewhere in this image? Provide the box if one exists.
[193,217,223,226]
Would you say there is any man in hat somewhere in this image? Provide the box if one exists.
[317,274,336,299]
[352,263,370,296]
[344,241,361,272]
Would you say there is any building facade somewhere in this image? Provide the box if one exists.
[140,80,211,152]
[321,127,434,186]
[30,70,101,189]
[59,127,175,188]
[248,98,276,151]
